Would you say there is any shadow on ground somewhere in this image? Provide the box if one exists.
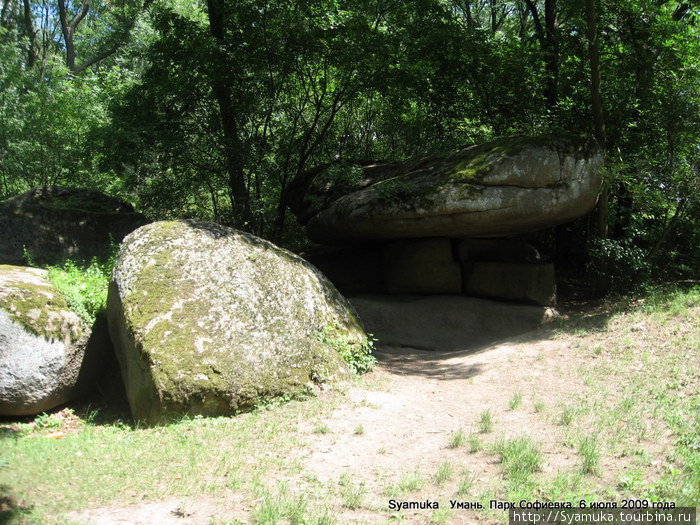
[370,299,619,380]
[0,485,32,524]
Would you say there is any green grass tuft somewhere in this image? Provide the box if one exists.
[493,437,542,481]
[434,461,453,486]
[477,410,493,433]
[579,436,600,475]
[448,428,465,449]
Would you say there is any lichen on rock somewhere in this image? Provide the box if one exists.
[287,134,603,243]
[108,220,369,425]
[0,265,83,344]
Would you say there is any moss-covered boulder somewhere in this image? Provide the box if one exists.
[288,134,603,243]
[0,266,105,415]
[107,220,368,425]
[0,186,148,265]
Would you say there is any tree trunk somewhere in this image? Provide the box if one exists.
[543,0,559,110]
[22,0,35,68]
[586,0,607,237]
[205,0,253,230]
[523,0,559,109]
[585,0,611,295]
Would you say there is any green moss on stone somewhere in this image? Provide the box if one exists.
[0,265,83,342]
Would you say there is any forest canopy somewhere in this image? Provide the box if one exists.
[1,0,698,293]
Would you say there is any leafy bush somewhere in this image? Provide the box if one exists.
[315,326,377,375]
[46,254,115,325]
[588,238,651,293]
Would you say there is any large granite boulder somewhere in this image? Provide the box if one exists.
[349,295,553,351]
[0,186,148,265]
[383,238,461,294]
[289,134,603,243]
[464,262,556,306]
[107,220,368,425]
[0,265,105,415]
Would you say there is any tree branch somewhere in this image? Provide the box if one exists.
[69,0,89,32]
[522,0,546,46]
[73,44,118,74]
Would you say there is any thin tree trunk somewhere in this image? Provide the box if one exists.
[544,0,559,110]
[205,0,252,229]
[523,0,559,109]
[22,0,35,68]
[586,0,607,237]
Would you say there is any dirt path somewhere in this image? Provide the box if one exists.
[71,328,596,525]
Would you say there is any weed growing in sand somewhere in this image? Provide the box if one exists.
[558,406,575,426]
[313,423,330,434]
[339,472,365,509]
[448,429,465,449]
[252,483,308,525]
[384,470,425,497]
[508,393,523,410]
[468,434,482,453]
[477,410,493,433]
[429,508,453,524]
[434,461,453,486]
[579,436,600,475]
[456,470,475,496]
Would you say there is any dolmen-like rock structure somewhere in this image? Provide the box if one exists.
[108,220,369,425]
[290,134,603,349]
[0,185,148,265]
[0,265,107,415]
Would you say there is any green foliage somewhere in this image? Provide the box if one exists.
[33,413,63,431]
[339,472,365,509]
[46,254,115,325]
[315,327,377,375]
[467,434,482,453]
[588,238,652,293]
[0,0,697,284]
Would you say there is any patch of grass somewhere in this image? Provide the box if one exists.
[0,394,337,523]
[579,436,600,475]
[252,484,309,525]
[558,406,575,426]
[448,428,465,449]
[428,508,453,524]
[384,470,425,497]
[477,410,493,433]
[468,434,482,453]
[534,401,545,413]
[33,412,63,430]
[313,423,330,434]
[434,461,453,486]
[493,437,542,481]
[455,470,475,496]
[353,424,365,436]
[315,327,377,374]
[508,393,523,410]
[339,472,365,509]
